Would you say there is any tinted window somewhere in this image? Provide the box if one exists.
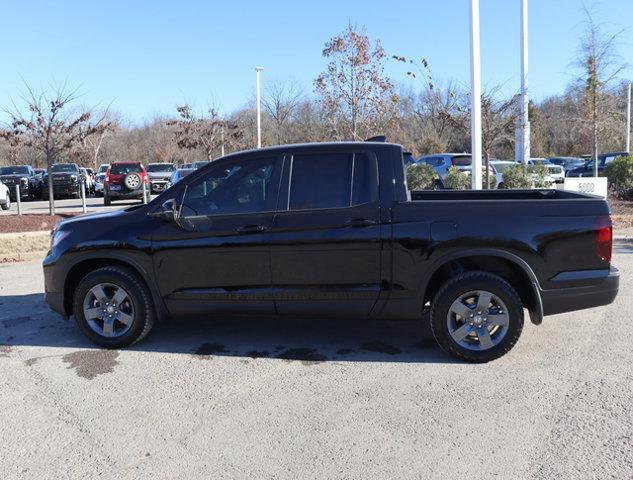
[289,152,375,210]
[182,157,279,217]
[98,165,110,173]
[110,164,142,175]
[0,166,29,175]
[52,164,78,173]
[290,154,352,210]
[147,164,175,172]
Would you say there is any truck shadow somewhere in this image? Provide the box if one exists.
[0,293,456,364]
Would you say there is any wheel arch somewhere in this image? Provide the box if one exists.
[63,254,166,322]
[422,249,543,325]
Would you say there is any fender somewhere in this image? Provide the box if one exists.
[421,247,544,325]
[61,250,168,323]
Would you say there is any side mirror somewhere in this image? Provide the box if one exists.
[149,198,177,222]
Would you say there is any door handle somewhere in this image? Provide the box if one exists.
[345,218,376,227]
[236,224,268,234]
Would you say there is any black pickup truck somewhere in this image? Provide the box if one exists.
[43,141,618,362]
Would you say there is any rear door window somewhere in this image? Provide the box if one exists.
[288,152,377,210]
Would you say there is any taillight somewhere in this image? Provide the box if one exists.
[105,168,111,183]
[594,215,613,262]
[141,169,149,183]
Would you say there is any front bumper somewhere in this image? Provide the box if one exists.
[541,266,619,316]
[43,252,68,318]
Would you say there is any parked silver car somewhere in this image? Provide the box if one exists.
[147,163,176,193]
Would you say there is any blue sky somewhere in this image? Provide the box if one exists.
[1,0,631,124]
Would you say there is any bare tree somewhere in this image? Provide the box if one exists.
[168,105,242,160]
[575,7,625,174]
[393,56,463,153]
[442,86,518,188]
[81,107,117,169]
[315,24,399,140]
[262,80,304,144]
[4,83,109,214]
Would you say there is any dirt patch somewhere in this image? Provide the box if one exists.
[360,340,401,355]
[192,342,227,359]
[277,347,327,365]
[245,350,270,358]
[0,213,75,234]
[610,200,633,229]
[62,349,119,380]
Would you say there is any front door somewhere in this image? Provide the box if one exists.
[269,150,382,317]
[151,154,283,316]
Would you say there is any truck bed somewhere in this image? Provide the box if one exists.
[410,189,595,202]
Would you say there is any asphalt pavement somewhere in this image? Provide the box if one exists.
[0,248,631,479]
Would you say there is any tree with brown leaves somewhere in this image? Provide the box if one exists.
[315,25,399,140]
[5,83,110,215]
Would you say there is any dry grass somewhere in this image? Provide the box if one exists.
[0,233,49,263]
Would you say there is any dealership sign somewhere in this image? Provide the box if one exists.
[561,177,608,199]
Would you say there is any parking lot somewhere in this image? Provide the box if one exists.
[0,195,157,216]
[0,248,630,478]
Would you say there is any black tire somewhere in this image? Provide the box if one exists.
[430,271,524,363]
[497,182,505,190]
[0,197,9,210]
[72,266,156,348]
[104,193,111,206]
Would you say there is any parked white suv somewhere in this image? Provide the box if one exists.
[0,180,10,210]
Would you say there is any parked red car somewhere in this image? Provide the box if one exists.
[104,162,149,206]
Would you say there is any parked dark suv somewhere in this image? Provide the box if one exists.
[104,162,149,206]
[0,165,42,200]
[42,163,82,199]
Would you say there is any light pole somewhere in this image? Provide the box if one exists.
[627,82,631,153]
[255,67,264,148]
[516,0,530,164]
[469,0,483,190]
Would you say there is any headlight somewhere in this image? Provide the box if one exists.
[20,177,28,184]
[50,229,70,249]
[70,175,78,182]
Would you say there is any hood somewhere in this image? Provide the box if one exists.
[57,207,128,229]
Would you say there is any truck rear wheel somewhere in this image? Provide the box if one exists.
[430,271,524,363]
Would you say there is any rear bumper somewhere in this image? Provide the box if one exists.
[106,187,143,199]
[541,267,619,316]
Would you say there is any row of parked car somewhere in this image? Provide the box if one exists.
[0,160,212,209]
[95,161,208,205]
[406,151,630,189]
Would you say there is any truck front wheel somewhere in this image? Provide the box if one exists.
[430,271,524,363]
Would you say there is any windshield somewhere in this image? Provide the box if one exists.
[0,166,29,175]
[147,164,175,173]
[98,165,110,173]
[110,163,142,175]
[52,164,78,173]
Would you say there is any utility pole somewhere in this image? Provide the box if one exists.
[469,0,483,190]
[255,67,264,148]
[627,82,631,153]
[516,0,530,164]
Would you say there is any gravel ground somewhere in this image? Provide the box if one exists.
[0,250,631,479]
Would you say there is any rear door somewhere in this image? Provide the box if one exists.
[269,149,381,317]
